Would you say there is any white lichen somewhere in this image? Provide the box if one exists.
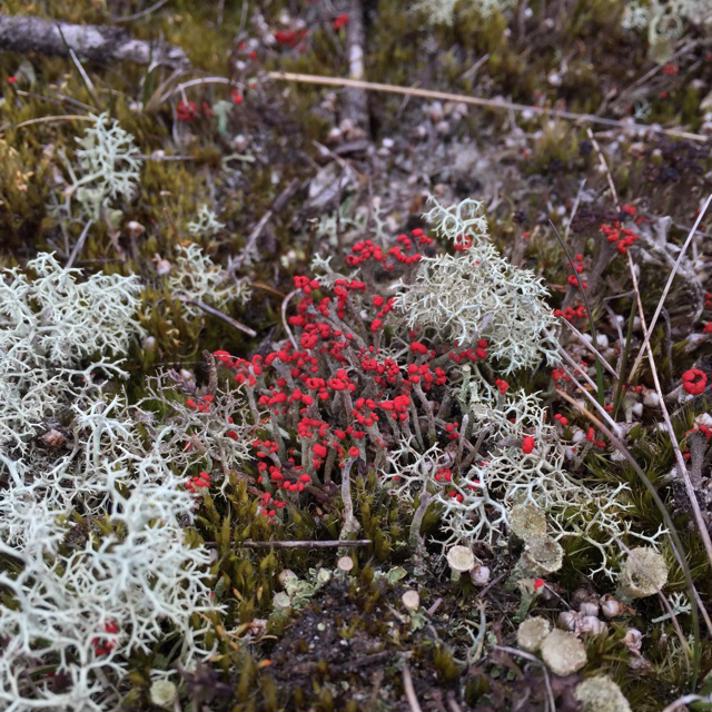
[59,113,142,220]
[0,254,219,712]
[187,204,226,237]
[394,197,559,373]
[166,242,252,318]
[575,675,632,712]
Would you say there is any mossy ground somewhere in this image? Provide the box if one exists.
[2,1,712,710]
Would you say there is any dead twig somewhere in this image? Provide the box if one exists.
[268,71,709,143]
[183,299,257,338]
[237,539,371,549]
[65,220,93,269]
[343,0,369,135]
[0,14,188,67]
[401,661,424,712]
[627,193,712,382]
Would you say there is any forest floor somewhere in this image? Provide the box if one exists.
[1,2,712,711]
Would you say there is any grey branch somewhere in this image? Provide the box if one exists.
[237,539,372,549]
[0,14,189,67]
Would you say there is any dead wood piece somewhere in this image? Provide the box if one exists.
[343,0,369,135]
[0,14,189,68]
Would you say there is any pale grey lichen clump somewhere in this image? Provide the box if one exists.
[575,676,632,712]
[394,197,559,374]
[167,242,252,319]
[59,113,143,220]
[0,255,218,711]
[188,204,226,237]
[622,0,712,61]
[412,0,517,25]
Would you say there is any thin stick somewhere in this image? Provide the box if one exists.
[281,289,299,350]
[1,114,94,133]
[238,539,371,549]
[401,662,424,712]
[628,193,712,381]
[159,76,232,103]
[112,0,170,23]
[563,177,586,243]
[339,457,360,540]
[184,299,257,337]
[586,128,620,210]
[626,251,712,573]
[65,220,93,269]
[268,71,709,143]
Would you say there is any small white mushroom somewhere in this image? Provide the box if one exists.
[402,590,420,611]
[470,564,491,586]
[337,556,354,573]
[558,611,580,631]
[126,220,145,239]
[579,601,599,617]
[446,545,475,581]
[623,628,643,656]
[600,595,624,619]
[578,615,606,636]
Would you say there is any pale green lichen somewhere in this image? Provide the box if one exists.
[166,242,252,319]
[575,675,632,712]
[540,629,587,676]
[394,197,559,373]
[516,616,551,652]
[0,254,218,712]
[58,113,142,220]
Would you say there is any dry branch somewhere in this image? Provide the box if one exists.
[0,14,189,67]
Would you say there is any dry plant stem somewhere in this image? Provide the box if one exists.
[159,76,232,103]
[339,457,360,540]
[557,357,620,436]
[625,251,712,573]
[409,489,431,572]
[268,71,709,142]
[1,114,95,133]
[493,646,555,712]
[556,386,712,649]
[401,662,424,712]
[586,128,620,210]
[65,219,93,269]
[184,299,257,337]
[628,193,712,381]
[563,178,586,243]
[657,590,692,661]
[281,289,300,350]
[447,692,465,712]
[238,539,371,549]
[112,0,170,22]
